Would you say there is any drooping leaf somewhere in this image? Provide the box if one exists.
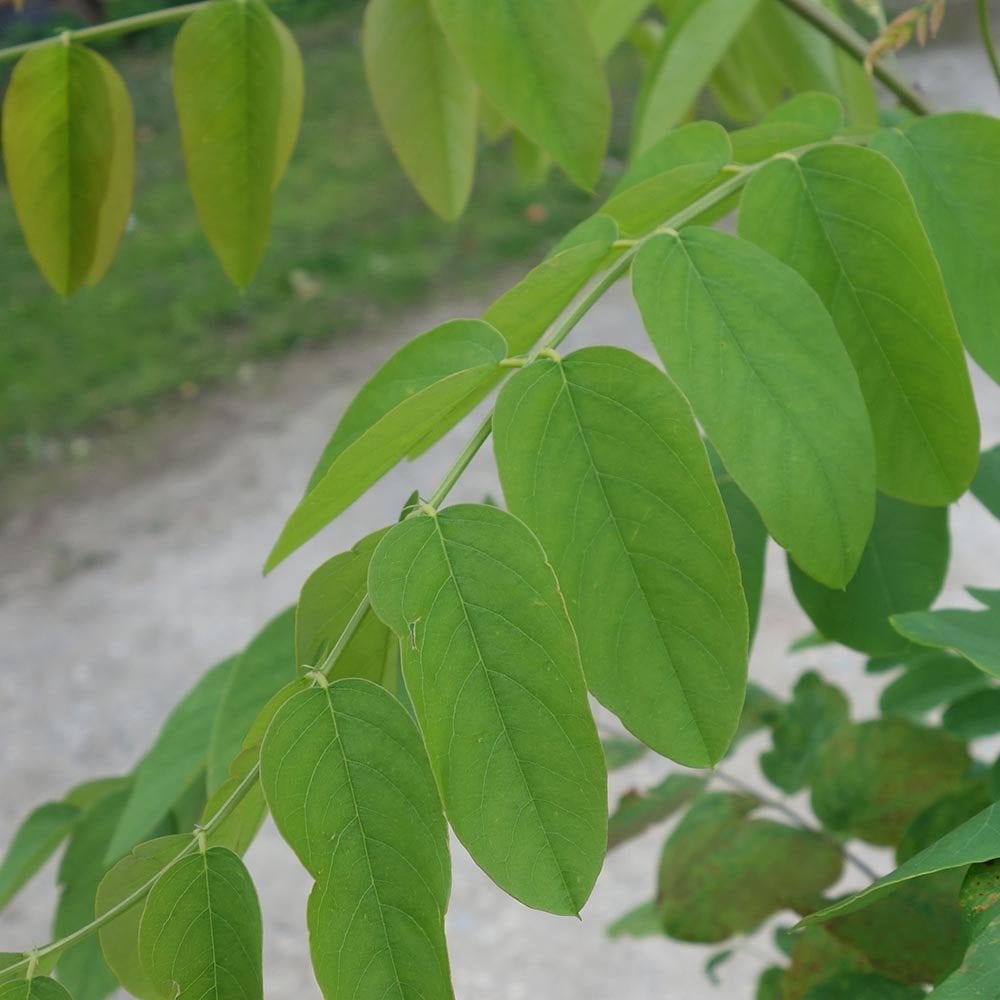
[810,718,969,846]
[363,0,476,219]
[972,444,1000,520]
[601,737,646,770]
[825,875,966,985]
[806,801,1000,924]
[107,657,233,860]
[138,847,262,1000]
[296,529,391,683]
[740,143,979,504]
[267,320,506,569]
[608,773,707,849]
[368,503,608,915]
[760,671,849,795]
[206,608,295,791]
[495,348,748,765]
[96,834,190,1000]
[707,444,767,642]
[633,227,876,588]
[431,0,610,188]
[879,655,989,718]
[55,785,132,1000]
[173,0,302,286]
[657,793,842,942]
[483,216,618,356]
[260,681,453,1000]
[897,782,994,864]
[789,496,950,655]
[0,979,73,1000]
[872,113,1000,385]
[633,0,760,154]
[944,689,1000,741]
[0,801,80,910]
[2,43,133,295]
[892,608,1000,679]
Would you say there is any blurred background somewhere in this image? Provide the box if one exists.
[1,1,1000,998]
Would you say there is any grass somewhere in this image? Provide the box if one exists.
[0,3,635,474]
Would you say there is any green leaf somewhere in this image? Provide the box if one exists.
[586,0,652,57]
[260,681,453,1000]
[657,793,842,943]
[897,783,994,864]
[632,227,876,588]
[825,875,966,985]
[483,216,618,356]
[368,503,607,915]
[740,143,979,504]
[892,608,1000,679]
[107,657,233,861]
[972,444,1000,520]
[55,785,132,1000]
[607,901,662,939]
[363,0,476,219]
[807,801,1000,924]
[803,974,923,1000]
[494,347,748,765]
[173,0,301,286]
[138,847,262,1000]
[633,0,760,154]
[96,834,190,1000]
[207,608,295,791]
[944,689,1000,741]
[760,671,849,795]
[927,893,1000,997]
[296,529,392,681]
[789,496,950,655]
[970,586,1000,610]
[782,927,872,1000]
[0,980,73,1000]
[608,773,707,849]
[708,446,767,642]
[601,737,646,770]
[811,718,969,846]
[613,121,730,195]
[431,0,610,188]
[267,320,506,569]
[731,683,784,749]
[730,92,844,163]
[2,43,133,295]
[757,967,786,1000]
[872,113,1000,385]
[879,655,989,718]
[0,801,80,910]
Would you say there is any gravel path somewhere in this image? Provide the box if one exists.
[3,28,1000,999]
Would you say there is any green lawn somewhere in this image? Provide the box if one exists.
[0,5,633,474]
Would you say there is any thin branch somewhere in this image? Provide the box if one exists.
[712,767,881,883]
[776,0,933,116]
[0,2,209,63]
[980,0,1000,95]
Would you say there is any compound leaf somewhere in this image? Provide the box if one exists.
[431,0,610,188]
[363,0,476,219]
[633,227,876,588]
[789,496,950,655]
[138,847,262,1000]
[368,503,607,915]
[267,320,506,569]
[740,143,979,504]
[261,681,453,1000]
[494,347,748,766]
[2,43,133,295]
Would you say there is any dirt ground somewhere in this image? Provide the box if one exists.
[3,26,1000,1000]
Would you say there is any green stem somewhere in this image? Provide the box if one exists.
[0,1,209,63]
[776,0,933,116]
[979,0,1000,95]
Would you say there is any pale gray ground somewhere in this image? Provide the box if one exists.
[2,19,1000,1000]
